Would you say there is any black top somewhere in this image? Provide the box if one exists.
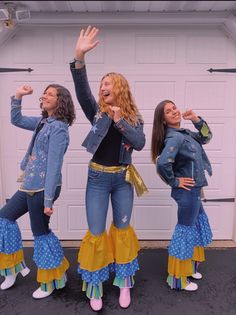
[92,121,122,166]
[29,118,45,155]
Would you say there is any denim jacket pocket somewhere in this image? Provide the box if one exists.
[183,138,197,153]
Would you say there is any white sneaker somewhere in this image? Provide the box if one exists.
[32,287,54,299]
[191,272,202,280]
[0,266,30,290]
[184,281,198,291]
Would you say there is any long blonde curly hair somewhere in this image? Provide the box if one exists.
[98,72,143,126]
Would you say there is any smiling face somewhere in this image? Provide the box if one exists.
[164,102,182,128]
[41,87,58,116]
[100,75,116,106]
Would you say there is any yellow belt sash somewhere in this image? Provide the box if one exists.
[89,161,148,197]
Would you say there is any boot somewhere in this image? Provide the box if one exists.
[90,298,103,311]
[0,266,30,290]
[119,288,131,308]
[32,287,54,299]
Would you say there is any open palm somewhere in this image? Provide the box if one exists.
[75,25,100,56]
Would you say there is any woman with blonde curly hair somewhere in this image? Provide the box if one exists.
[70,25,147,311]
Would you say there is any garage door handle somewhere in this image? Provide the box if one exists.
[202,198,235,203]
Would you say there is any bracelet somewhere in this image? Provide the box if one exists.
[73,58,85,65]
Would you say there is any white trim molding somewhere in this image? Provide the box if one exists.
[1,11,236,45]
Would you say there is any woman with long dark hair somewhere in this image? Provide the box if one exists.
[0,84,75,299]
[151,100,213,291]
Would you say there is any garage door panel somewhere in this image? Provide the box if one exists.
[205,157,236,197]
[12,30,55,64]
[134,81,176,111]
[66,163,88,190]
[135,35,177,64]
[186,35,227,64]
[134,204,173,230]
[204,203,234,239]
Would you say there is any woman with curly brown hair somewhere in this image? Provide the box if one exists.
[0,83,75,299]
[70,25,147,311]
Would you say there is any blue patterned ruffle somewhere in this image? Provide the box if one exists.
[195,212,213,247]
[78,264,111,286]
[0,218,22,254]
[109,258,139,279]
[78,258,139,286]
[168,224,197,260]
[33,232,64,269]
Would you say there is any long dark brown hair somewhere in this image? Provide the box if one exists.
[40,84,76,126]
[151,100,175,163]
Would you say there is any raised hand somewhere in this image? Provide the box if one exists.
[15,85,33,100]
[182,109,200,123]
[75,25,100,60]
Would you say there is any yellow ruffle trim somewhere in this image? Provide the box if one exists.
[37,257,70,283]
[78,230,114,272]
[168,246,205,278]
[0,249,23,269]
[192,246,205,262]
[109,223,140,264]
[168,255,193,278]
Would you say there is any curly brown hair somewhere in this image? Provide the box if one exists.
[40,84,76,126]
[98,72,143,126]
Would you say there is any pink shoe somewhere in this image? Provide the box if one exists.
[119,288,131,308]
[90,298,103,311]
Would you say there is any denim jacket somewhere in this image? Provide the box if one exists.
[157,118,212,187]
[11,96,69,208]
[70,63,145,164]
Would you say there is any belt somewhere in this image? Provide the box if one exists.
[89,161,148,197]
[89,161,127,173]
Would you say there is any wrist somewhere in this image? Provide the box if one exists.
[192,116,200,123]
[15,94,22,100]
[73,57,85,66]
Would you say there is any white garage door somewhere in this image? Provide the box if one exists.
[0,25,235,240]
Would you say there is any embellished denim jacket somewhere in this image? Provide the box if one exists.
[11,96,69,208]
[157,118,212,188]
[70,63,146,164]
